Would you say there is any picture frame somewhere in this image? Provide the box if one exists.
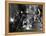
[5,1,45,36]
